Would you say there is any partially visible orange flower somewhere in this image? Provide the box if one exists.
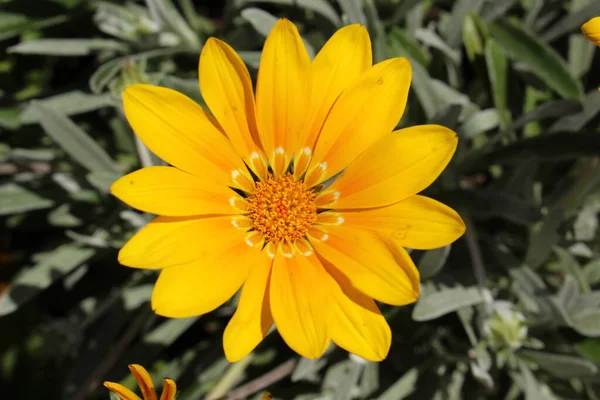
[582,17,600,46]
[104,364,176,400]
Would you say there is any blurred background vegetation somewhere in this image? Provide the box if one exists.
[2,0,600,399]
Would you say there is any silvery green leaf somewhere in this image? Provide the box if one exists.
[443,0,485,47]
[87,171,123,193]
[418,245,451,280]
[412,286,486,321]
[513,99,582,129]
[143,317,199,345]
[568,35,595,78]
[375,367,417,400]
[238,51,261,69]
[8,38,127,56]
[292,357,328,383]
[557,274,580,312]
[0,183,54,216]
[480,0,516,22]
[33,103,119,173]
[519,363,545,400]
[583,259,600,286]
[554,247,590,293]
[122,285,153,310]
[489,18,584,100]
[550,90,600,132]
[145,0,200,48]
[336,0,366,25]
[459,109,500,138]
[571,308,600,337]
[20,91,113,124]
[519,349,598,378]
[542,1,600,43]
[415,27,461,64]
[0,245,95,316]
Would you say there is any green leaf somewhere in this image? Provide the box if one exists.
[32,102,119,173]
[554,247,590,294]
[146,0,200,48]
[480,0,516,22]
[557,274,579,312]
[241,8,315,58]
[419,245,451,280]
[550,90,600,132]
[412,286,486,321]
[86,171,123,193]
[568,35,595,78]
[488,18,583,100]
[485,39,510,130]
[337,0,367,25]
[459,109,500,138]
[512,99,582,129]
[20,91,113,124]
[574,339,600,363]
[582,259,600,286]
[0,245,95,316]
[541,1,600,43]
[143,317,199,345]
[415,27,460,64]
[461,132,600,173]
[519,349,598,378]
[0,13,68,41]
[0,183,54,216]
[235,0,341,26]
[443,0,485,47]
[387,28,431,67]
[376,368,417,400]
[572,308,600,337]
[8,39,127,56]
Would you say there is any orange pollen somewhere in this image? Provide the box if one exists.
[247,174,317,243]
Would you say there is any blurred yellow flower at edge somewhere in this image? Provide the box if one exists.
[104,364,176,400]
[582,16,600,46]
[111,19,466,362]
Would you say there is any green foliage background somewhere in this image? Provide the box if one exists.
[2,0,600,398]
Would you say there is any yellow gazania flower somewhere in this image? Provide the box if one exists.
[111,19,465,362]
[582,16,600,46]
[104,364,176,400]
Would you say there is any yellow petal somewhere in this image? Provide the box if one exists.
[223,257,273,362]
[582,17,600,46]
[104,382,142,400]
[159,379,177,400]
[295,24,372,169]
[151,240,263,318]
[269,252,331,359]
[256,19,310,175]
[119,216,245,269]
[122,84,246,184]
[324,261,391,361]
[199,38,262,161]
[322,195,465,250]
[111,166,243,216]
[309,226,419,306]
[318,125,457,209]
[305,58,412,187]
[128,364,157,400]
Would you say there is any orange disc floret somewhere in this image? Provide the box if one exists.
[247,174,317,243]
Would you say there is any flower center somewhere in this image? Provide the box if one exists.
[247,174,317,243]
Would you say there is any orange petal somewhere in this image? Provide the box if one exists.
[118,216,245,269]
[199,38,262,163]
[318,125,457,209]
[309,225,419,306]
[151,240,266,318]
[111,166,243,216]
[582,17,600,46]
[269,251,331,359]
[122,84,246,184]
[159,379,177,400]
[223,257,273,362]
[128,364,157,400]
[104,382,142,400]
[305,57,411,186]
[321,195,465,250]
[256,19,310,175]
[323,262,391,361]
[295,24,372,176]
